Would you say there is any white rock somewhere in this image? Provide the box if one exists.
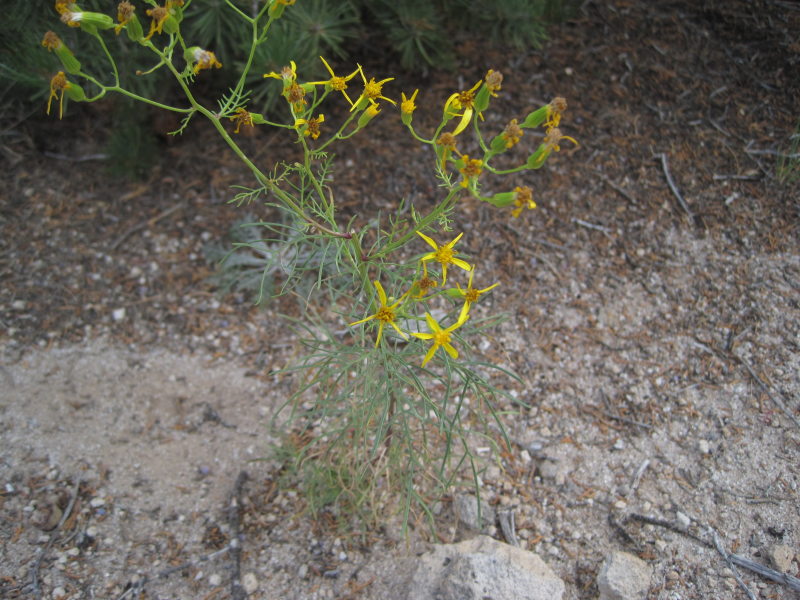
[406,535,565,600]
[112,307,126,321]
[675,511,691,530]
[767,544,794,572]
[597,551,652,600]
[208,573,222,586]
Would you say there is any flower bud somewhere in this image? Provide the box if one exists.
[42,32,81,75]
[483,191,516,208]
[66,82,86,102]
[357,102,380,128]
[526,144,550,169]
[125,13,144,41]
[61,10,116,33]
[522,105,548,129]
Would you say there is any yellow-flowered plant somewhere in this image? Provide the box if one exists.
[41,0,577,531]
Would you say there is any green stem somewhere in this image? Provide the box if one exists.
[93,33,119,86]
[371,187,460,260]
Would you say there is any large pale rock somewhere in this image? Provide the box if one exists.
[406,535,565,600]
[597,550,652,600]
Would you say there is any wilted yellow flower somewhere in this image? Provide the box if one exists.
[501,119,523,148]
[545,97,567,131]
[46,71,71,119]
[417,231,472,285]
[412,302,470,367]
[511,186,536,218]
[264,60,297,84]
[295,114,325,139]
[412,262,438,299]
[145,5,169,38]
[229,108,254,134]
[458,155,483,188]
[115,1,135,33]
[190,48,222,74]
[349,280,409,347]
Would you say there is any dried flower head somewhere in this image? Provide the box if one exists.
[501,119,523,148]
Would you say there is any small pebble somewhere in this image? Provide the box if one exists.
[698,439,710,454]
[767,544,794,572]
[208,573,222,586]
[112,307,126,322]
[242,572,258,594]
[675,511,691,530]
[52,586,67,599]
[90,497,106,508]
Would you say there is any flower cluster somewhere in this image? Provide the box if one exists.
[349,231,499,367]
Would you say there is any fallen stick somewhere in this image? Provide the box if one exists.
[627,513,800,594]
[655,153,693,219]
[734,352,800,429]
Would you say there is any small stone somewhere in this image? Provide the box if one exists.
[208,573,222,586]
[89,497,106,508]
[11,300,27,310]
[613,438,626,451]
[654,540,668,552]
[297,564,308,578]
[454,493,495,532]
[52,587,67,600]
[675,511,691,531]
[698,439,710,454]
[242,572,258,594]
[112,307,126,322]
[766,544,794,572]
[613,499,627,510]
[598,551,652,600]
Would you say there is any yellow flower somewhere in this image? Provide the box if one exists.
[400,89,418,116]
[46,71,71,119]
[229,108,254,134]
[349,280,409,347]
[417,231,472,285]
[351,67,394,110]
[443,79,482,136]
[511,186,536,218]
[455,270,499,307]
[413,302,470,367]
[307,57,360,106]
[295,114,325,139]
